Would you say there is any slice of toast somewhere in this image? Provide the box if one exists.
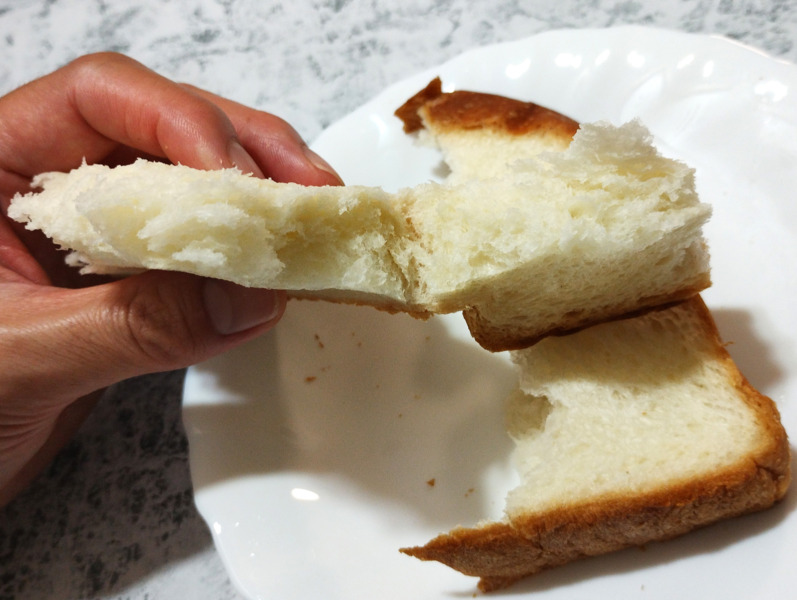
[398,80,791,591]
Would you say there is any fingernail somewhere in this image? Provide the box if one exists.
[303,146,343,184]
[203,279,283,335]
[228,140,265,178]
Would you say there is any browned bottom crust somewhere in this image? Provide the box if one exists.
[402,440,789,592]
[462,278,712,352]
[286,289,433,320]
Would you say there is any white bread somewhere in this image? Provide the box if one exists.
[401,296,790,591]
[398,80,791,591]
[394,76,580,182]
[396,78,713,349]
[9,98,710,351]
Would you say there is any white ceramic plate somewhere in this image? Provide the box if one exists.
[183,26,797,599]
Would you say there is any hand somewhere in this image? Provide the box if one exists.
[0,52,342,505]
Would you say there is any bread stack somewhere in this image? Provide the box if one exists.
[396,78,790,591]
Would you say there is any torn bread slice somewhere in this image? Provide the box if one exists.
[396,77,711,349]
[10,96,710,351]
[401,296,790,591]
[398,80,791,591]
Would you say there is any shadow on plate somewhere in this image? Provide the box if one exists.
[182,298,517,528]
[711,307,786,393]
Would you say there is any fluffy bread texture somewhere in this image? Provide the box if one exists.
[400,77,713,349]
[398,80,790,591]
[9,89,710,350]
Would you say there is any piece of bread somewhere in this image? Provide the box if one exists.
[401,296,790,591]
[395,76,580,182]
[395,77,712,349]
[9,92,710,351]
[398,81,791,591]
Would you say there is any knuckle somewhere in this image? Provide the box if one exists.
[67,51,132,80]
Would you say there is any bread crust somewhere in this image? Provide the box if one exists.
[402,462,788,592]
[286,289,433,319]
[395,80,711,351]
[395,76,579,143]
[401,296,791,591]
[463,279,712,352]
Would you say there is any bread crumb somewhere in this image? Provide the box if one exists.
[305,376,317,383]
[427,478,436,487]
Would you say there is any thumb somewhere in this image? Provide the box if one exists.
[1,271,285,403]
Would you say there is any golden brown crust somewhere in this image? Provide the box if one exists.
[401,296,791,591]
[394,76,579,142]
[286,290,433,320]
[398,80,709,352]
[394,77,444,133]
[464,278,712,352]
[402,461,788,592]
[404,447,789,592]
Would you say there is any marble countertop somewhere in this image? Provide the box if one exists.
[1,1,796,598]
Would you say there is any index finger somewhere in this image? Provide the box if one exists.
[0,54,234,175]
[0,52,339,186]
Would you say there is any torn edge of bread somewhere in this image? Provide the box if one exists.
[10,80,710,352]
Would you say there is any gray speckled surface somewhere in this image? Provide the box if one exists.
[1,1,796,598]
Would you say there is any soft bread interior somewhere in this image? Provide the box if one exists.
[401,79,712,349]
[10,119,711,349]
[505,298,777,516]
[17,166,416,303]
[444,121,710,349]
